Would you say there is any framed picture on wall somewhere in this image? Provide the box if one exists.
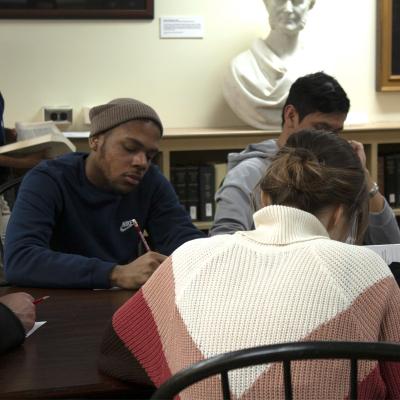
[377,0,400,91]
[0,0,154,19]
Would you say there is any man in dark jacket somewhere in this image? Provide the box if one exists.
[0,292,35,354]
[4,98,204,289]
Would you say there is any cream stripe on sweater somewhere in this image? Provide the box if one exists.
[170,206,392,397]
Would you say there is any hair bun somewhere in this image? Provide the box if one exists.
[260,129,368,243]
[280,147,324,192]
[289,147,318,163]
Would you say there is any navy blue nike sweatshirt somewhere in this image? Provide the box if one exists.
[4,153,204,288]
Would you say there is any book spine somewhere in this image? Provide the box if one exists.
[214,162,228,193]
[378,155,385,197]
[384,154,397,207]
[185,166,199,221]
[199,165,215,221]
[396,154,400,208]
[170,166,187,210]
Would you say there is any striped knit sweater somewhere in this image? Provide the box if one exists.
[99,205,400,399]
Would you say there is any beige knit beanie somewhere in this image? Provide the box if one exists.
[89,98,163,136]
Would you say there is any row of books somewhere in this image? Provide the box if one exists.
[170,163,227,221]
[171,155,395,221]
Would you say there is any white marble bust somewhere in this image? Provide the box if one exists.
[223,0,316,129]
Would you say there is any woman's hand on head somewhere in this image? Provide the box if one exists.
[349,140,366,169]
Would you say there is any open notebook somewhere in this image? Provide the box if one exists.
[0,121,76,158]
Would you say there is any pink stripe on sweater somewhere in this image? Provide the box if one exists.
[112,289,172,387]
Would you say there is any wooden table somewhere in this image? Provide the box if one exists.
[0,287,155,399]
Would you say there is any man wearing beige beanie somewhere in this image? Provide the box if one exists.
[4,98,204,289]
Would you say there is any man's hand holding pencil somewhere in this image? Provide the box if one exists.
[110,251,167,289]
[112,218,167,289]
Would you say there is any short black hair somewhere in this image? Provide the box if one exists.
[281,72,350,126]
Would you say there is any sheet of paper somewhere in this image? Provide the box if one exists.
[365,244,400,265]
[26,321,46,338]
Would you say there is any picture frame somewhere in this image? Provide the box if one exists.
[377,0,400,91]
[0,0,154,19]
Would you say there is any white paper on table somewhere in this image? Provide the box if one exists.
[365,244,400,265]
[26,321,47,338]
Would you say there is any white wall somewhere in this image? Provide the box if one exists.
[0,0,399,130]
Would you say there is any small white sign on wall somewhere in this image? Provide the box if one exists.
[160,16,204,39]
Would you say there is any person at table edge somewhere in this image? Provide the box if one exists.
[0,292,35,354]
[4,98,205,289]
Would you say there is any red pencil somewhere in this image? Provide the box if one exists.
[33,295,50,305]
[132,219,151,252]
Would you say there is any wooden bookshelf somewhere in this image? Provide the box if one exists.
[66,123,400,180]
[66,123,400,228]
[194,221,213,230]
[161,123,400,181]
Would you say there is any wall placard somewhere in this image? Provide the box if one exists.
[160,16,204,39]
[0,0,154,19]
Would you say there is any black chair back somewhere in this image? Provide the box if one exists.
[151,341,400,400]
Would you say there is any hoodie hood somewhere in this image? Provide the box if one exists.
[227,139,279,170]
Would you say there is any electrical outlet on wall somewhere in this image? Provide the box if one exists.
[43,106,73,125]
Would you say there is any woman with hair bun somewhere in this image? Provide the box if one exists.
[261,129,369,245]
[99,130,400,399]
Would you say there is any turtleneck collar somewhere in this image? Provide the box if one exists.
[238,205,330,245]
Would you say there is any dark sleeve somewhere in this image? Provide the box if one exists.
[146,171,206,255]
[98,321,154,386]
[0,303,25,354]
[4,168,114,288]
